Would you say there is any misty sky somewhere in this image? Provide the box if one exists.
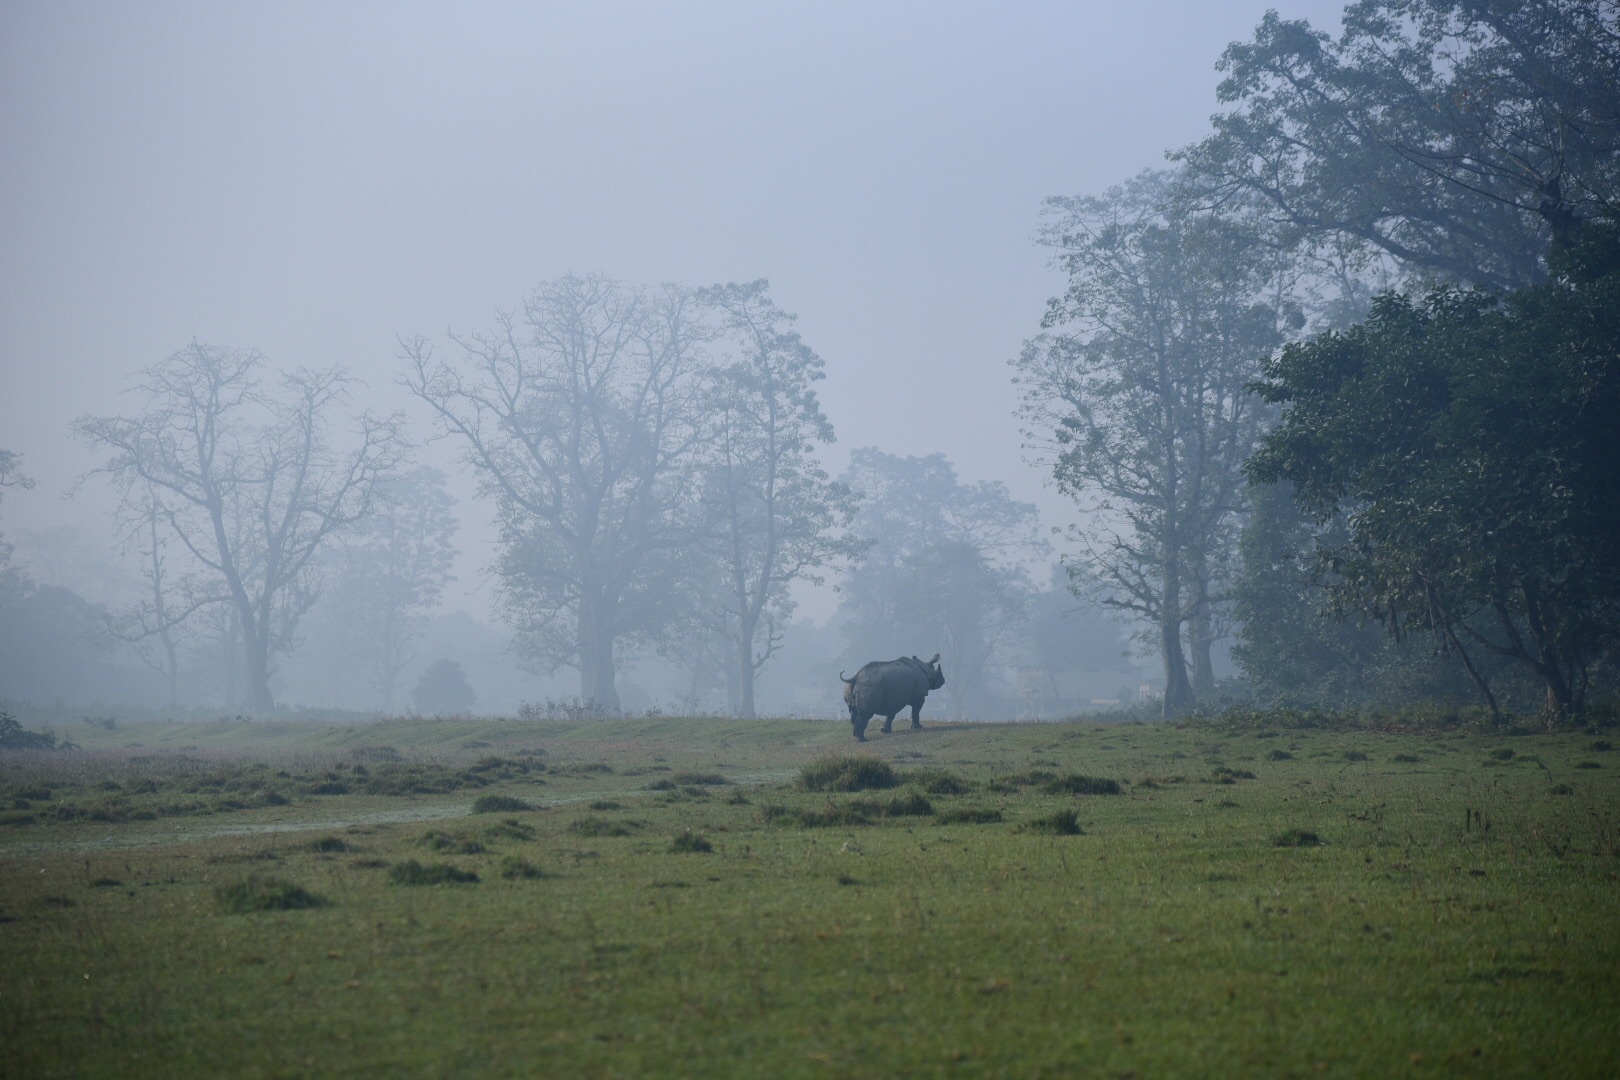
[0,0,1344,620]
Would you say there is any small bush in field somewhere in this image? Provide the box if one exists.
[1042,774,1121,796]
[309,835,350,853]
[935,807,1003,825]
[498,856,548,880]
[1272,829,1324,847]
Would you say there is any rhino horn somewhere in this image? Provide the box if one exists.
[928,653,940,665]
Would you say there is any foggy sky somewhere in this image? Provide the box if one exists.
[0,0,1344,621]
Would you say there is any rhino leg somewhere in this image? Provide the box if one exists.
[852,710,872,741]
[910,703,924,729]
[881,712,900,733]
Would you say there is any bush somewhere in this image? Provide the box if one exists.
[471,794,534,814]
[912,770,974,795]
[672,772,728,787]
[570,816,633,837]
[799,755,899,792]
[935,807,1003,825]
[418,831,486,854]
[1272,829,1324,847]
[389,860,479,885]
[309,836,350,853]
[0,712,58,750]
[216,876,329,913]
[850,791,934,818]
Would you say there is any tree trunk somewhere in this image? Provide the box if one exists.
[1159,566,1194,718]
[577,595,620,712]
[736,630,757,720]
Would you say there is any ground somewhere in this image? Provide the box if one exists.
[2,713,1616,1078]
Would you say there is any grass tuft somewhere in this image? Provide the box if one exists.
[498,855,549,880]
[1272,829,1324,847]
[471,794,534,814]
[1042,773,1122,796]
[308,835,350,853]
[388,860,479,886]
[935,807,1003,825]
[669,831,714,853]
[216,876,329,913]
[1022,809,1083,836]
[799,755,899,792]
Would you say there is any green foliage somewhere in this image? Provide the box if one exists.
[1250,224,1620,716]
[497,856,548,880]
[934,807,1003,825]
[1040,773,1121,796]
[412,659,476,715]
[798,754,899,792]
[0,711,58,750]
[215,876,329,913]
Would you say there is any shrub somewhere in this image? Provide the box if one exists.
[913,770,974,796]
[1023,809,1083,836]
[761,802,871,828]
[309,836,350,853]
[799,755,899,792]
[216,876,330,913]
[484,818,537,841]
[1391,753,1421,763]
[0,712,58,750]
[418,831,486,854]
[1042,774,1122,796]
[588,800,623,811]
[1266,749,1294,761]
[1209,766,1256,784]
[1272,829,1324,847]
[389,860,479,885]
[471,794,534,814]
[1344,750,1370,762]
[669,831,714,853]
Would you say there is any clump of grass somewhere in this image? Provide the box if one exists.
[1550,783,1574,795]
[206,848,279,864]
[498,855,548,880]
[216,876,330,913]
[471,794,534,814]
[798,755,899,792]
[935,807,1003,825]
[1272,829,1324,847]
[1489,748,1516,761]
[1266,749,1295,761]
[570,816,634,837]
[418,831,486,854]
[484,818,537,841]
[1042,774,1122,796]
[1210,766,1257,784]
[1391,753,1421,763]
[1575,761,1603,769]
[669,831,714,853]
[672,772,728,787]
[760,802,871,828]
[552,762,614,778]
[645,779,677,792]
[588,800,623,811]
[1587,740,1613,752]
[388,860,479,885]
[911,769,974,796]
[1343,750,1370,762]
[308,835,350,853]
[1022,809,1083,836]
[306,779,351,796]
[996,769,1059,789]
[850,790,935,818]
[724,792,751,806]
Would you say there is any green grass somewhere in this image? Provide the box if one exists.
[3,714,1618,1077]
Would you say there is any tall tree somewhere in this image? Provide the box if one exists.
[692,281,859,718]
[403,274,709,711]
[1177,0,1620,291]
[837,449,1043,718]
[75,343,406,712]
[1016,170,1295,715]
[1248,222,1620,716]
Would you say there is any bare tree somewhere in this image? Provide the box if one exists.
[693,281,860,718]
[402,275,709,711]
[76,343,407,712]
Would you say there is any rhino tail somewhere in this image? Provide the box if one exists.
[839,670,855,684]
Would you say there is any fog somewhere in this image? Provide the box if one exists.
[3,1,1360,717]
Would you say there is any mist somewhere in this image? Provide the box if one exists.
[5,1,1614,724]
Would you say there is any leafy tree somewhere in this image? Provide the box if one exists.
[1178,0,1620,291]
[837,449,1044,718]
[75,344,407,712]
[403,275,709,711]
[1016,170,1296,715]
[1248,222,1620,715]
[412,658,476,715]
[689,281,860,718]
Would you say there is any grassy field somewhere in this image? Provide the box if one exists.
[2,713,1617,1078]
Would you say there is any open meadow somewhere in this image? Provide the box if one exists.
[2,713,1617,1078]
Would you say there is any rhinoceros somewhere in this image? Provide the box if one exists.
[839,654,945,741]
